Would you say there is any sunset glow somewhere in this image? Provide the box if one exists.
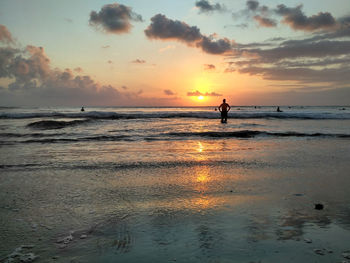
[0,0,349,106]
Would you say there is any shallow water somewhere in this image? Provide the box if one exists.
[1,106,350,262]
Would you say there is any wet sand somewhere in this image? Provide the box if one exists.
[1,138,350,262]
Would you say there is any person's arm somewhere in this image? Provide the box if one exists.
[218,104,222,112]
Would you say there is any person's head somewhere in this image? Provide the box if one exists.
[223,99,226,103]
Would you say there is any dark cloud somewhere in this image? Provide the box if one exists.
[236,41,273,48]
[312,15,350,40]
[244,0,271,16]
[0,47,18,78]
[238,66,350,83]
[0,25,14,44]
[195,0,225,14]
[89,3,143,34]
[275,56,350,68]
[254,40,350,62]
[199,36,233,54]
[254,15,277,27]
[204,64,216,70]
[275,4,337,31]
[246,0,259,11]
[164,89,176,96]
[145,14,234,55]
[187,90,222,96]
[131,59,146,64]
[145,14,202,43]
[268,37,285,42]
[240,2,340,33]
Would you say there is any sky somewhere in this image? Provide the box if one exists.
[0,0,349,106]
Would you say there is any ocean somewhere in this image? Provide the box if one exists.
[1,106,350,262]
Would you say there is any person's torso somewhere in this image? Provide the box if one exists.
[221,103,229,111]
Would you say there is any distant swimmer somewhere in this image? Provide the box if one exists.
[81,107,85,112]
[219,99,231,123]
[276,106,283,112]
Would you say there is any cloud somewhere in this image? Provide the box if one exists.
[199,36,233,54]
[0,24,14,44]
[231,23,249,29]
[2,45,51,87]
[159,45,176,53]
[275,4,337,31]
[195,0,225,14]
[164,89,176,95]
[244,0,271,15]
[237,66,350,84]
[89,3,143,34]
[312,15,350,40]
[145,14,202,43]
[268,37,285,42]
[204,64,216,70]
[145,14,234,55]
[187,90,222,96]
[254,15,277,27]
[253,40,350,61]
[225,14,350,86]
[131,59,146,64]
[0,31,148,106]
[246,0,259,11]
[239,1,340,33]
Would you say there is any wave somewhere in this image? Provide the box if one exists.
[20,134,133,144]
[0,132,68,138]
[165,130,350,139]
[27,119,92,130]
[1,110,350,120]
[0,159,263,171]
[2,130,347,144]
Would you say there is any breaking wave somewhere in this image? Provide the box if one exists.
[27,119,92,130]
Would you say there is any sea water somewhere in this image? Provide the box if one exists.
[1,106,350,262]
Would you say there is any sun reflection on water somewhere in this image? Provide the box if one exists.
[197,142,204,153]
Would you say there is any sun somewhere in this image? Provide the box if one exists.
[198,96,204,100]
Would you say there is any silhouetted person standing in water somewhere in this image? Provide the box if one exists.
[219,99,231,123]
